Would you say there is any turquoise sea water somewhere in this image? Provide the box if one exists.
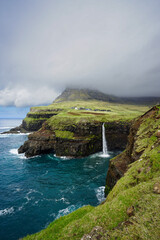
[0,119,119,240]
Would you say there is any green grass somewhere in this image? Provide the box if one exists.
[43,100,148,131]
[27,111,59,116]
[23,178,160,240]
[55,130,74,139]
[24,100,149,135]
[31,100,148,113]
[22,106,160,240]
[23,117,47,127]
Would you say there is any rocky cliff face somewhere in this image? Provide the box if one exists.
[15,88,149,157]
[18,121,131,158]
[18,126,56,157]
[106,105,160,189]
[22,105,160,240]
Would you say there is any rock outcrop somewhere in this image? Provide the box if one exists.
[2,125,28,134]
[18,121,130,158]
[18,127,56,157]
[106,105,160,189]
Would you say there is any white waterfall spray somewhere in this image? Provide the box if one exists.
[102,123,109,157]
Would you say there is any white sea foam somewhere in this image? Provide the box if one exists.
[18,201,29,211]
[25,189,43,202]
[54,154,71,160]
[0,134,10,138]
[15,188,22,192]
[0,127,14,129]
[18,206,23,211]
[1,132,30,135]
[90,152,102,158]
[24,189,35,201]
[10,149,18,155]
[99,153,110,158]
[9,148,26,159]
[95,186,106,203]
[42,170,48,176]
[56,204,82,219]
[0,207,14,216]
[55,197,70,204]
[90,151,111,158]
[49,212,56,218]
[0,132,30,138]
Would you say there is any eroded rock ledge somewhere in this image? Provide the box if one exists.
[18,121,131,158]
[106,105,160,189]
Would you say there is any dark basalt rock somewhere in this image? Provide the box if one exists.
[104,121,130,151]
[18,129,56,157]
[55,137,101,157]
[18,121,131,158]
[21,119,46,132]
[2,125,29,134]
[27,113,57,119]
[106,106,159,190]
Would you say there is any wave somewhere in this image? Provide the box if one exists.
[0,134,10,138]
[1,133,30,135]
[9,148,26,159]
[54,154,72,160]
[95,186,106,203]
[0,127,14,129]
[42,170,49,176]
[10,149,18,155]
[0,133,30,138]
[55,204,83,219]
[0,207,14,216]
[55,197,70,204]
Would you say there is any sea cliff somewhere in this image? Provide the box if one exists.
[22,105,160,240]
[17,92,147,158]
[18,120,130,158]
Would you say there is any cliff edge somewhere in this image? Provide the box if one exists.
[17,89,148,158]
[22,105,160,239]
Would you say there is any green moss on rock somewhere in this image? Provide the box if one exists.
[55,130,74,139]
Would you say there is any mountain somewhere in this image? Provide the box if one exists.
[54,88,121,103]
[54,88,160,105]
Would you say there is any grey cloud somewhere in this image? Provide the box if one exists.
[0,0,160,106]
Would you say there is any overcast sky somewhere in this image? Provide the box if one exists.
[0,0,160,107]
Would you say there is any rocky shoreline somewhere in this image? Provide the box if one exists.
[18,120,131,158]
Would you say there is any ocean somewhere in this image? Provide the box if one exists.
[0,119,119,240]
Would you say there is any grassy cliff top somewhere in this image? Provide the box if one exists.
[23,106,160,240]
[26,88,152,128]
[28,100,149,130]
[30,99,148,112]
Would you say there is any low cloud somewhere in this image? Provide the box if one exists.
[0,87,58,107]
[0,0,160,106]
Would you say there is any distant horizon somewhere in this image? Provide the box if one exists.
[0,106,30,119]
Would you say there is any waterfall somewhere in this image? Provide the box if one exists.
[102,123,109,157]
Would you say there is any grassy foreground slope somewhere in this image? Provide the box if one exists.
[23,106,160,240]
